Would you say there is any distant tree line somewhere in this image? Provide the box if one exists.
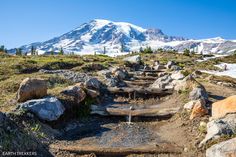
[0,45,8,53]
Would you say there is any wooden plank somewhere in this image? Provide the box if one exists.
[106,107,180,117]
[50,144,182,156]
[107,87,173,96]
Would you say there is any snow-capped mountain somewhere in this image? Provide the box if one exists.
[12,19,236,56]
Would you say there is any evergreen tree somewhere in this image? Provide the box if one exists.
[157,48,164,53]
[120,44,125,52]
[143,46,153,54]
[31,46,35,55]
[139,47,144,53]
[16,48,22,56]
[0,45,4,52]
[103,46,106,54]
[183,49,190,56]
[50,49,54,55]
[59,47,64,55]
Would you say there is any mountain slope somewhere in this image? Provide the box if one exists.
[13,19,236,56]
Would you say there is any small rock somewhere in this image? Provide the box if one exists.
[153,65,165,71]
[171,71,185,80]
[170,65,182,71]
[114,70,127,80]
[183,100,197,110]
[17,78,47,102]
[189,87,208,101]
[86,89,100,98]
[97,70,112,78]
[190,99,208,120]
[85,78,101,90]
[166,61,175,69]
[105,77,119,87]
[19,97,65,121]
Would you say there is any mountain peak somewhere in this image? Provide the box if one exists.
[13,19,236,56]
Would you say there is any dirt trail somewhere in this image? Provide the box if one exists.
[49,71,236,157]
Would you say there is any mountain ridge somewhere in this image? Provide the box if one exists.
[10,19,236,56]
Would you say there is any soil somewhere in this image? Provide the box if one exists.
[48,78,236,157]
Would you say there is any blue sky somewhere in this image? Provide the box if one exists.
[1,0,236,48]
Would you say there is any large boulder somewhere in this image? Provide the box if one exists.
[199,114,236,147]
[206,137,236,157]
[61,84,87,104]
[17,78,47,102]
[150,75,172,89]
[190,99,208,120]
[212,95,236,120]
[85,78,101,90]
[123,55,141,64]
[189,87,208,101]
[19,97,65,121]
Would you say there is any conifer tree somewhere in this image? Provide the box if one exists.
[59,47,64,55]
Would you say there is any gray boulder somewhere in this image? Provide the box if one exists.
[123,55,141,64]
[114,70,128,80]
[85,78,101,90]
[189,87,208,101]
[19,97,65,121]
[97,70,112,78]
[105,77,119,87]
[206,137,236,157]
[183,100,197,110]
[199,114,236,147]
[170,65,182,71]
[150,75,172,89]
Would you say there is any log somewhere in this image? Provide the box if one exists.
[124,80,153,86]
[134,76,157,81]
[91,104,180,117]
[107,87,173,96]
[50,144,182,156]
[106,107,180,117]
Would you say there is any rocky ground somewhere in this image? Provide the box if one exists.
[0,52,236,157]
